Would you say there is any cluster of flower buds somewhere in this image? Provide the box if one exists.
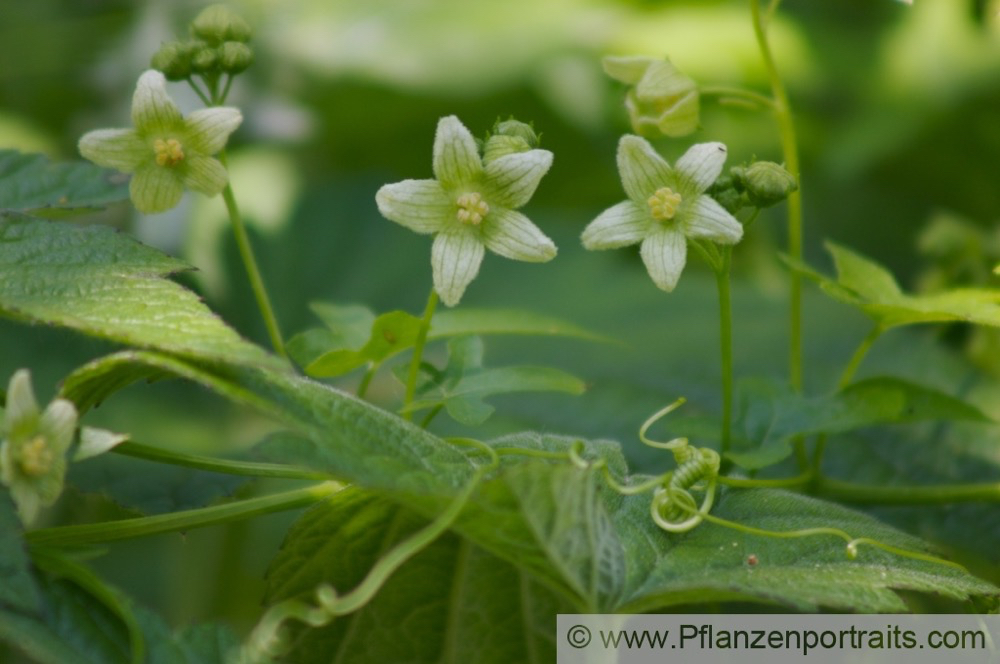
[151,4,253,82]
[708,160,798,214]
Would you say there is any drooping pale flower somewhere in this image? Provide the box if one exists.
[376,116,557,306]
[582,135,743,291]
[0,370,77,524]
[603,55,700,138]
[79,70,242,214]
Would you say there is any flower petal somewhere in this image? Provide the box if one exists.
[617,135,672,203]
[376,179,451,234]
[39,399,77,456]
[684,195,744,244]
[674,142,728,194]
[602,55,655,85]
[432,228,485,307]
[129,163,184,214]
[482,208,556,262]
[78,129,148,172]
[640,227,687,292]
[11,485,41,524]
[581,200,651,250]
[4,370,39,439]
[181,153,229,195]
[184,107,242,154]
[131,70,183,134]
[432,115,483,189]
[482,149,552,209]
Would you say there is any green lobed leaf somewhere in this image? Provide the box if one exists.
[787,242,1000,329]
[405,336,586,425]
[0,489,41,614]
[296,302,605,376]
[0,215,284,369]
[263,489,573,664]
[0,150,129,218]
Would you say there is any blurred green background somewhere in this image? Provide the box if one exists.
[2,0,1000,643]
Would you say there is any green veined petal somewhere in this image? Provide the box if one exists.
[481,208,556,262]
[432,115,483,189]
[129,163,184,214]
[184,107,242,154]
[376,179,451,234]
[432,228,485,307]
[674,142,728,194]
[131,70,183,134]
[617,135,673,203]
[482,149,553,209]
[38,400,78,456]
[4,371,39,439]
[581,200,651,250]
[78,128,148,172]
[684,195,743,244]
[181,153,229,195]
[640,226,687,292]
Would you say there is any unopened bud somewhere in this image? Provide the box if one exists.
[191,4,252,45]
[732,161,797,208]
[150,41,192,81]
[190,44,218,73]
[219,41,253,73]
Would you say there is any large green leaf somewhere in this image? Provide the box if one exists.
[0,489,40,614]
[788,242,1000,329]
[0,150,129,218]
[0,215,283,368]
[263,490,572,664]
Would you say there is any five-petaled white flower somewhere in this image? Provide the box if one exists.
[0,370,77,525]
[375,115,557,307]
[79,70,242,214]
[581,136,743,291]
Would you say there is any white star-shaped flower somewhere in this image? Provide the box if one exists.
[582,135,743,291]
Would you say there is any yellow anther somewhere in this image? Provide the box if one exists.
[19,436,54,477]
[153,138,185,167]
[647,187,683,221]
[456,192,489,226]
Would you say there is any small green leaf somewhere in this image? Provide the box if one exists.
[0,150,129,218]
[287,302,377,367]
[0,489,41,614]
[306,310,422,377]
[405,336,586,425]
[787,242,1000,329]
[726,377,992,470]
[0,215,283,369]
[430,308,609,342]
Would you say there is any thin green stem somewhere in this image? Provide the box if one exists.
[219,73,235,104]
[716,247,734,457]
[112,441,331,480]
[816,478,1000,505]
[356,365,376,400]
[218,150,287,358]
[700,85,778,111]
[403,288,439,421]
[718,472,811,489]
[838,324,884,390]
[751,0,804,393]
[27,482,341,547]
[186,79,213,106]
[419,404,444,429]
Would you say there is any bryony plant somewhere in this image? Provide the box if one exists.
[375,115,557,307]
[0,370,77,524]
[581,136,742,292]
[78,70,242,214]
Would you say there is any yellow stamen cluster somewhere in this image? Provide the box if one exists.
[647,187,683,221]
[456,192,489,226]
[154,138,185,167]
[18,436,54,477]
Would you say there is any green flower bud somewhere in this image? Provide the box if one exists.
[707,176,748,215]
[150,41,192,81]
[483,135,532,164]
[191,4,252,45]
[731,161,797,208]
[493,119,539,147]
[219,41,254,74]
[603,55,699,138]
[190,43,218,73]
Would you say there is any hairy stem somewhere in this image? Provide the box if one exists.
[27,482,341,547]
[751,0,804,393]
[112,441,330,480]
[218,150,286,358]
[403,288,439,420]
